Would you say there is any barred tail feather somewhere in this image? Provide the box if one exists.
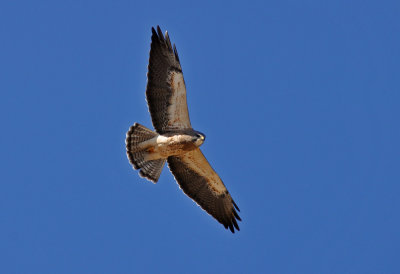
[125,123,166,183]
[138,158,166,182]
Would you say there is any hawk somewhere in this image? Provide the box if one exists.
[125,26,241,233]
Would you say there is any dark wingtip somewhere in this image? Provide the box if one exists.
[151,27,158,41]
[232,200,240,212]
[233,209,241,221]
[226,199,242,233]
[232,217,240,231]
[224,216,241,233]
[156,25,164,42]
[173,44,180,62]
[151,26,176,55]
[165,31,173,51]
[149,25,181,72]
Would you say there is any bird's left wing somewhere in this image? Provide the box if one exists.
[167,148,241,233]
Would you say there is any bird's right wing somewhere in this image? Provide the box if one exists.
[146,26,192,134]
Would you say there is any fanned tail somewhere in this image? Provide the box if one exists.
[125,123,166,183]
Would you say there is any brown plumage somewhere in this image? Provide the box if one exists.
[125,26,241,233]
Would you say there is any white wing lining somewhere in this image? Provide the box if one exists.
[166,71,191,130]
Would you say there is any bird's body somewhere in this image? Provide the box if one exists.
[126,26,241,233]
[128,129,202,161]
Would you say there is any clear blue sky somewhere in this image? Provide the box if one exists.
[1,0,399,273]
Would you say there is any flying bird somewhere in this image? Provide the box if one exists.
[125,26,241,233]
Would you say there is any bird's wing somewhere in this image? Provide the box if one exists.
[146,26,191,134]
[167,148,241,233]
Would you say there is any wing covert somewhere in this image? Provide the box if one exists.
[146,26,192,134]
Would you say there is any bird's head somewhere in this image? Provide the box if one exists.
[193,131,206,147]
